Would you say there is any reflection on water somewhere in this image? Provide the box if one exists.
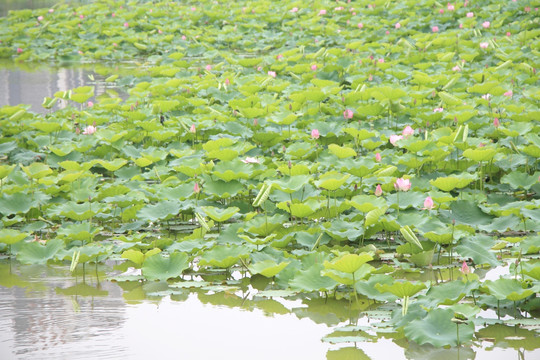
[0,61,126,113]
[1,259,539,360]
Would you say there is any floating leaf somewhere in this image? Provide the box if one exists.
[142,252,189,281]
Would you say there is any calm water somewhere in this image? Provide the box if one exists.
[0,260,539,360]
[0,61,127,113]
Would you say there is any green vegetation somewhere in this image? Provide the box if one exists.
[1,0,539,350]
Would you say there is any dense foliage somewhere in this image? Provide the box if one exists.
[0,0,539,349]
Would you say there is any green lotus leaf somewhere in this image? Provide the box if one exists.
[16,239,64,265]
[450,201,494,226]
[30,121,63,134]
[202,178,243,198]
[355,274,397,302]
[238,233,276,246]
[69,86,94,103]
[404,308,474,347]
[137,200,182,222]
[60,244,110,263]
[0,193,36,216]
[462,148,497,162]
[481,278,535,301]
[57,202,102,221]
[270,175,310,194]
[423,280,480,306]
[0,229,30,245]
[371,86,407,100]
[315,172,350,191]
[198,245,250,269]
[201,206,239,223]
[58,160,94,172]
[322,264,375,285]
[289,264,338,292]
[0,164,15,179]
[328,144,357,159]
[347,195,386,213]
[364,207,388,228]
[248,260,290,278]
[122,248,162,267]
[276,199,322,218]
[57,222,102,242]
[142,252,189,281]
[430,175,475,192]
[455,236,500,268]
[324,253,373,274]
[21,162,53,179]
[375,281,426,298]
[97,159,129,172]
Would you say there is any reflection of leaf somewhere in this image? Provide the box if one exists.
[477,324,540,351]
[404,308,474,347]
[56,283,108,297]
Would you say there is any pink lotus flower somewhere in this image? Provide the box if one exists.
[311,64,317,71]
[452,65,461,71]
[395,22,401,29]
[447,4,455,11]
[87,101,93,107]
[318,9,327,15]
[158,29,163,34]
[194,182,201,194]
[343,109,354,119]
[253,118,258,126]
[402,125,414,137]
[16,48,23,54]
[389,134,403,145]
[205,64,212,71]
[433,107,444,113]
[504,90,513,97]
[466,12,474,17]
[378,58,384,63]
[439,9,444,14]
[276,54,283,60]
[375,184,383,197]
[225,78,230,86]
[79,14,84,19]
[480,42,489,49]
[181,35,187,40]
[423,196,435,210]
[290,7,299,13]
[432,26,439,33]
[241,157,260,164]
[506,32,511,37]
[82,125,96,135]
[311,129,320,139]
[481,94,491,100]
[461,261,470,275]
[37,16,44,21]
[493,118,500,127]
[268,71,276,78]
[48,9,54,13]
[189,124,196,133]
[482,21,490,29]
[123,22,129,27]
[394,178,411,192]
[358,23,364,29]
[375,153,382,162]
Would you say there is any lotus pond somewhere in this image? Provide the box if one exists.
[0,0,539,358]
